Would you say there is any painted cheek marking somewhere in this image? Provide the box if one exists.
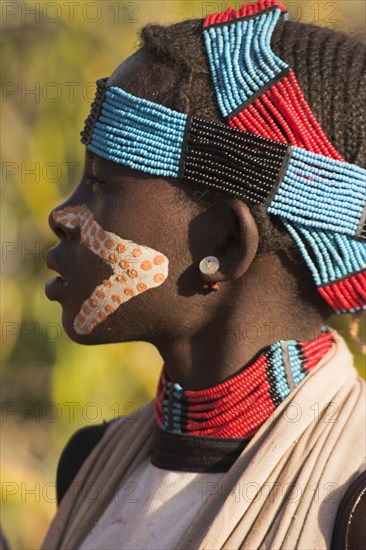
[52,204,169,335]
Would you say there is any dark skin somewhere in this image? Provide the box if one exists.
[47,50,327,390]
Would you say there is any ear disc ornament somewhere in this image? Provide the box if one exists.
[199,256,220,290]
[199,256,220,276]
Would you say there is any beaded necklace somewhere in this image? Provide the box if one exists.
[80,0,366,316]
[154,327,334,438]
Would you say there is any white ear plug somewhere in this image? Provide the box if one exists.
[199,256,220,275]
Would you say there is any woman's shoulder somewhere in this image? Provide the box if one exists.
[56,402,154,506]
[56,420,115,505]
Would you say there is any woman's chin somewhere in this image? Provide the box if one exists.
[60,311,99,345]
[60,310,134,345]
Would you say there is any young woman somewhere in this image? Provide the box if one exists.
[43,1,366,548]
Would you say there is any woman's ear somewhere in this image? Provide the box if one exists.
[198,199,260,284]
[226,199,260,279]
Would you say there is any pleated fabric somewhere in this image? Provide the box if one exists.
[41,334,365,550]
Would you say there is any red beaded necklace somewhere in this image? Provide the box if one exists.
[155,328,334,439]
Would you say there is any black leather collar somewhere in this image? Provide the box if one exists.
[151,427,250,472]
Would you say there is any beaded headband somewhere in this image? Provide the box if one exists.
[80,0,366,314]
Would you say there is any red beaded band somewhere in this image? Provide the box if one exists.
[203,0,287,28]
[318,271,366,313]
[229,72,344,161]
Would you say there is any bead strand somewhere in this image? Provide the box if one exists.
[203,5,288,118]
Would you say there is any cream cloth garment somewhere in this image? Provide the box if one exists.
[41,334,366,550]
[79,457,225,550]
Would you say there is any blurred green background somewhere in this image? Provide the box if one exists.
[1,0,365,548]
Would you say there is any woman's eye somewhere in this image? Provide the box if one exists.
[86,175,105,194]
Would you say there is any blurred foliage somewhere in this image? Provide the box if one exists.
[1,1,365,548]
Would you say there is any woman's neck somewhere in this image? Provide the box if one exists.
[155,255,327,390]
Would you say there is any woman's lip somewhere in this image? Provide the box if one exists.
[45,276,70,301]
[46,248,69,279]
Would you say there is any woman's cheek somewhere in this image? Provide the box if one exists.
[52,204,169,335]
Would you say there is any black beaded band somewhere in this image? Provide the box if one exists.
[180,117,290,204]
[80,77,108,146]
[356,205,366,240]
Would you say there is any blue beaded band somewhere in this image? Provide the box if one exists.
[268,147,366,237]
[282,222,366,286]
[84,84,188,177]
[203,5,288,119]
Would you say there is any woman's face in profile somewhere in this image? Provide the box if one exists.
[46,145,203,345]
[45,51,244,347]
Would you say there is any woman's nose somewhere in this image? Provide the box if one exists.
[48,205,81,241]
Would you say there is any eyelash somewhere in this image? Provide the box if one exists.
[86,175,105,193]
